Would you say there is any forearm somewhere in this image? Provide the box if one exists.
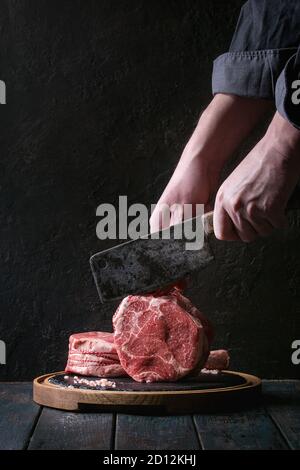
[182,93,272,170]
[264,112,300,171]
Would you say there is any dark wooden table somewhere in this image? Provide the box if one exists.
[0,381,299,450]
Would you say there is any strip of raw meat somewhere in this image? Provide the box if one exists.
[65,331,126,377]
[113,289,211,383]
[203,349,230,370]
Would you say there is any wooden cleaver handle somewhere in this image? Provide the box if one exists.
[202,211,214,235]
[201,186,300,237]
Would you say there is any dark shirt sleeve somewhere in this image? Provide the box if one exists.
[275,49,300,129]
[212,0,300,129]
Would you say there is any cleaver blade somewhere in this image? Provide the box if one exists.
[90,212,214,303]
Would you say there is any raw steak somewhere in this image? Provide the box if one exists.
[113,288,212,383]
[203,349,230,371]
[65,331,126,377]
[168,287,214,345]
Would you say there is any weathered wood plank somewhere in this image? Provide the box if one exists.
[0,383,40,450]
[0,381,298,451]
[115,414,200,450]
[263,380,300,450]
[28,408,114,450]
[194,407,287,450]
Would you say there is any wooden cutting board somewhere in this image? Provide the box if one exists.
[33,370,261,413]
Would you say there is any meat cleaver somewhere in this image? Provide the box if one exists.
[90,211,214,303]
[91,184,300,303]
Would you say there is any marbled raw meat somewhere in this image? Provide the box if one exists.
[65,331,126,377]
[113,287,213,383]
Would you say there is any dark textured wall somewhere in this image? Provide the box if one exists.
[1,0,299,380]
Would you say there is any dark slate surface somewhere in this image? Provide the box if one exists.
[0,0,300,380]
[49,371,245,391]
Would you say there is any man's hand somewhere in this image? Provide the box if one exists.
[214,112,300,241]
[150,94,271,232]
[150,155,219,231]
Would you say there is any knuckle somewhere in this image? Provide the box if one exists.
[260,200,274,214]
[246,202,258,220]
[215,188,225,206]
[229,196,241,213]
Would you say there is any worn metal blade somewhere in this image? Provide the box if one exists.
[90,215,214,303]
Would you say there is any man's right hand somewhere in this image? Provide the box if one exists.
[213,112,300,242]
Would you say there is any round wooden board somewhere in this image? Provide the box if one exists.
[33,371,261,414]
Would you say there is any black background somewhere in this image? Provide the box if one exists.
[1,0,299,380]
